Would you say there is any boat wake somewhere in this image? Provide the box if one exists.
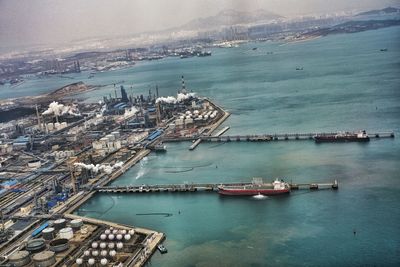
[252,194,269,200]
[135,157,148,179]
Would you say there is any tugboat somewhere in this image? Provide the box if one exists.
[157,244,168,254]
[218,178,290,196]
[314,130,370,143]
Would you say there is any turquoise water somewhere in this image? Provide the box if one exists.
[8,26,400,266]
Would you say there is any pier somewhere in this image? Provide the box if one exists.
[94,180,339,193]
[164,131,395,143]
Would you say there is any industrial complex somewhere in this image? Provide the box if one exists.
[0,76,232,266]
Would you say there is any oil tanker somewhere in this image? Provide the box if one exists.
[314,130,369,143]
[218,178,290,196]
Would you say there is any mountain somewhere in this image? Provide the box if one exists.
[180,9,283,30]
[356,6,400,16]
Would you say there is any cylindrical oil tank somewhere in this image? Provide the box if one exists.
[42,227,55,240]
[53,219,66,230]
[26,239,46,253]
[70,219,83,232]
[8,250,31,267]
[59,227,73,239]
[49,238,69,253]
[32,251,56,267]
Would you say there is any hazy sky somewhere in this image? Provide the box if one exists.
[0,0,397,48]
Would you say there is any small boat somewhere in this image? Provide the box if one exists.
[380,48,388,52]
[157,244,168,254]
[252,47,258,50]
[218,178,290,196]
[295,67,303,71]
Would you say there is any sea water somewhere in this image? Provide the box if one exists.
[6,26,400,266]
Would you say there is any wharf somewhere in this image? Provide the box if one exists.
[94,180,338,193]
[164,131,395,143]
[188,99,231,150]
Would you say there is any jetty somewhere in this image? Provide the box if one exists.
[94,180,338,193]
[164,131,395,143]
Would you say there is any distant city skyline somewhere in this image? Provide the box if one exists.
[0,0,398,50]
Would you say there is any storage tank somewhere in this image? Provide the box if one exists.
[100,250,108,257]
[42,227,55,240]
[111,131,120,138]
[8,250,31,267]
[106,134,115,141]
[100,258,108,265]
[26,239,46,253]
[59,227,73,239]
[116,242,123,250]
[70,219,83,232]
[27,160,41,168]
[124,234,131,241]
[109,250,116,257]
[47,123,54,131]
[32,251,56,267]
[76,258,83,265]
[53,218,66,230]
[88,258,95,265]
[49,239,69,253]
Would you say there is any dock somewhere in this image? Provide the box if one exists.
[187,99,231,151]
[94,180,338,193]
[214,126,230,137]
[164,131,395,143]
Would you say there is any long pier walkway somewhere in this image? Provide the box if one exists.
[164,131,395,143]
[94,180,338,193]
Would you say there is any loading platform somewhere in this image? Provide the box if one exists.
[94,180,338,193]
[164,131,394,143]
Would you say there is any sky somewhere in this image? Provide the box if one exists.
[0,0,397,49]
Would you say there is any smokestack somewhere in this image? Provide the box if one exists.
[35,105,41,130]
[156,102,161,125]
[181,75,186,94]
[156,84,159,98]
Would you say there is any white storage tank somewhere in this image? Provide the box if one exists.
[111,131,120,138]
[59,227,73,239]
[106,134,115,141]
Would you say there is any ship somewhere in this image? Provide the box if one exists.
[157,244,168,254]
[218,178,290,196]
[313,130,370,143]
